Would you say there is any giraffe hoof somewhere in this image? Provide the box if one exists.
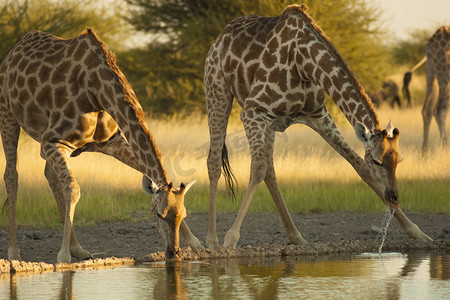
[80,255,94,261]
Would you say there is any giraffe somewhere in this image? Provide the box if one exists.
[204,5,433,249]
[0,28,203,263]
[402,26,449,154]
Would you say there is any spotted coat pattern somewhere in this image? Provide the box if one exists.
[0,28,201,263]
[421,26,448,152]
[203,5,426,249]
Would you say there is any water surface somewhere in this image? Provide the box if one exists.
[1,251,449,299]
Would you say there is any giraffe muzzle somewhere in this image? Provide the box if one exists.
[165,247,181,261]
[384,190,399,208]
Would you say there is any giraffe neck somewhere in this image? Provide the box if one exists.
[112,89,169,186]
[294,9,380,132]
[80,28,169,186]
[101,70,168,186]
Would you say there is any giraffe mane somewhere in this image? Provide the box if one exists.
[283,5,380,130]
[80,27,168,182]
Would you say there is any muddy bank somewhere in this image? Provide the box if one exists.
[1,212,449,273]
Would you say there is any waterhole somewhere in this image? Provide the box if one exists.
[1,251,449,299]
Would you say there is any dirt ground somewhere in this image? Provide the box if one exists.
[0,212,449,264]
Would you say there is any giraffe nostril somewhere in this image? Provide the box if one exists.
[389,191,399,205]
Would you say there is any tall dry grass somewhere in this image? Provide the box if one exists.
[0,104,448,228]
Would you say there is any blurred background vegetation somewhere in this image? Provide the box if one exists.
[0,0,441,115]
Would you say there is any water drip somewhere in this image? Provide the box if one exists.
[376,207,395,253]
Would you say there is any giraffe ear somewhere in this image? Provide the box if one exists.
[142,175,159,194]
[386,119,394,137]
[180,180,196,196]
[355,122,371,142]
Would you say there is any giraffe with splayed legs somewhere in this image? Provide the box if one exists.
[402,26,449,154]
[204,5,432,249]
[0,28,203,263]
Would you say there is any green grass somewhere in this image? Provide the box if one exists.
[2,179,447,229]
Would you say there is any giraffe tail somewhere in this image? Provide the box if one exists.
[402,56,427,105]
[221,144,238,202]
[402,71,413,104]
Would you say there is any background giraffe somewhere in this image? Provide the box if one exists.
[0,28,202,263]
[402,26,449,154]
[204,5,432,249]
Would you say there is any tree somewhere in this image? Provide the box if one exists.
[0,0,131,59]
[391,28,434,68]
[122,0,391,114]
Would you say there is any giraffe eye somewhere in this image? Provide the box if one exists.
[372,159,382,166]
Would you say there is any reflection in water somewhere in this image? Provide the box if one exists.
[1,252,449,299]
[58,271,75,300]
[153,261,188,300]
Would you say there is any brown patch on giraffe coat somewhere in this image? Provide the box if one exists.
[76,92,96,114]
[88,71,102,89]
[84,52,101,69]
[17,59,29,72]
[27,76,38,95]
[63,102,76,120]
[268,68,287,91]
[98,67,115,81]
[73,40,89,61]
[279,45,289,64]
[318,52,334,73]
[55,119,73,136]
[245,43,264,61]
[267,37,279,53]
[230,32,253,58]
[264,85,283,103]
[39,65,52,83]
[52,60,71,84]
[16,75,25,88]
[36,85,51,107]
[19,89,30,103]
[54,86,69,109]
[262,51,277,69]
[25,61,40,74]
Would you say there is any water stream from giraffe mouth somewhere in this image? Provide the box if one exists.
[377,207,395,253]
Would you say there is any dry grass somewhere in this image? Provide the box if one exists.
[0,105,448,227]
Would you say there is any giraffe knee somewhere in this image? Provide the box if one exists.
[250,158,268,184]
[64,181,81,206]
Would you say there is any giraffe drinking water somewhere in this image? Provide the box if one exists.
[0,28,203,263]
[204,5,433,249]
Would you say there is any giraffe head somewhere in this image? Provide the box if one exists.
[142,175,196,260]
[355,120,401,208]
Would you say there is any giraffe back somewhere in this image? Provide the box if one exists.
[205,5,378,130]
[0,29,123,148]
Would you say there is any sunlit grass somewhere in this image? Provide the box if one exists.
[0,106,448,228]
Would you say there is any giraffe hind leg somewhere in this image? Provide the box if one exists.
[205,85,233,249]
[0,116,21,261]
[422,68,438,155]
[434,80,449,147]
[223,107,270,248]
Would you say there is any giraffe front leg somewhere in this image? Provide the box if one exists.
[44,163,92,260]
[42,142,89,263]
[264,129,307,245]
[180,220,204,250]
[394,208,433,242]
